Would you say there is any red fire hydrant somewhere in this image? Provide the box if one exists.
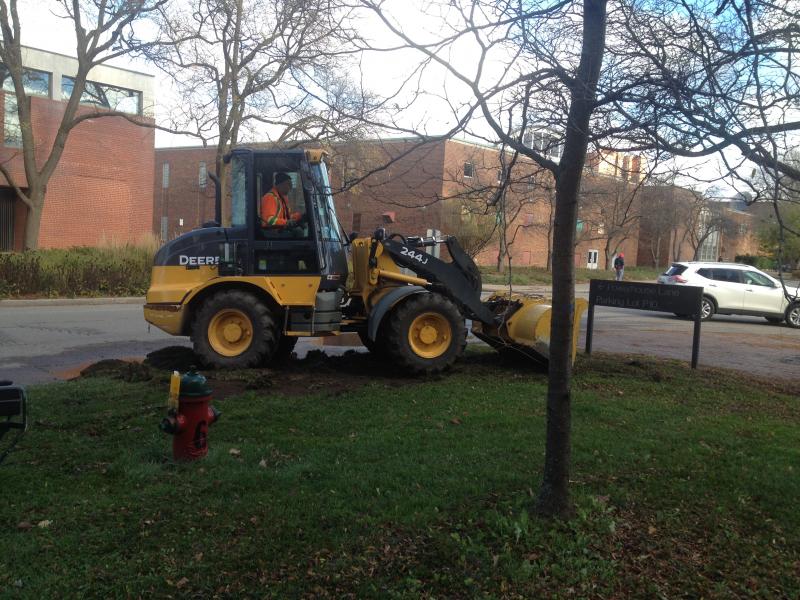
[159,369,220,461]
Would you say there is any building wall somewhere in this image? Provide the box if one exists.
[153,139,647,269]
[153,147,217,241]
[0,47,155,250]
[329,139,448,237]
[0,95,155,248]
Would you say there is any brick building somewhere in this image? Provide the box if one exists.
[636,185,759,268]
[0,46,155,250]
[154,138,647,269]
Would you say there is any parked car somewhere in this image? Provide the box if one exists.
[657,262,800,327]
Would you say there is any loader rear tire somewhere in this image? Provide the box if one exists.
[384,293,466,375]
[193,290,277,369]
[271,335,299,363]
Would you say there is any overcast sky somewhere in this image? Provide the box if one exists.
[15,0,769,194]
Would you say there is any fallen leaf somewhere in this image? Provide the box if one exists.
[258,459,268,468]
[37,520,52,529]
[647,525,657,535]
[450,418,462,425]
[229,448,241,457]
[176,577,189,589]
[17,521,33,531]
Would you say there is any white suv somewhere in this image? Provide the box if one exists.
[657,262,800,327]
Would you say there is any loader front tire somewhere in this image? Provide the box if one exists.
[193,290,277,369]
[385,293,466,375]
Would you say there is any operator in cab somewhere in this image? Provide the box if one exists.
[260,172,305,230]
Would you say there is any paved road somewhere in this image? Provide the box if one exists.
[1,299,798,385]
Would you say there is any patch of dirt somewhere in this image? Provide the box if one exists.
[74,343,547,400]
[79,359,156,383]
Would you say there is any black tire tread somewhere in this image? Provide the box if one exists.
[785,303,800,329]
[272,335,299,362]
[192,290,277,369]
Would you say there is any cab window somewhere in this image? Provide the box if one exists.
[257,170,309,240]
[230,157,247,227]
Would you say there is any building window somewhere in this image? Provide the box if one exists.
[529,130,564,159]
[3,94,21,147]
[463,162,474,178]
[1,66,51,147]
[162,163,170,189]
[352,212,362,232]
[198,162,207,189]
[61,76,142,115]
[0,65,51,97]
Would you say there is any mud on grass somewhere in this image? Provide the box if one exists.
[78,344,544,400]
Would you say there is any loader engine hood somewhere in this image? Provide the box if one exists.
[153,226,246,267]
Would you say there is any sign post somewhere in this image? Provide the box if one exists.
[586,280,704,368]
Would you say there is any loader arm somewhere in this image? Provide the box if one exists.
[380,236,498,326]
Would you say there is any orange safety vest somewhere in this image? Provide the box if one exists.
[260,186,291,227]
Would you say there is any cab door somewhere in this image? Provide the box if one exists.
[248,154,321,277]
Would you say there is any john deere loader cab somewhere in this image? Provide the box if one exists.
[228,147,348,280]
[145,146,587,374]
[144,147,349,368]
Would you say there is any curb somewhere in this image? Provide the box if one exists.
[0,297,146,308]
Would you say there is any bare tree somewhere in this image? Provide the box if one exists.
[0,0,166,249]
[638,170,698,267]
[147,0,374,224]
[576,175,642,268]
[357,0,800,518]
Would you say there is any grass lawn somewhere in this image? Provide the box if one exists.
[0,350,798,598]
[480,265,664,286]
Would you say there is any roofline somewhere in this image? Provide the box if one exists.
[21,44,155,78]
[155,136,486,152]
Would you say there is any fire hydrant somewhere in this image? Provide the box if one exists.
[159,369,220,461]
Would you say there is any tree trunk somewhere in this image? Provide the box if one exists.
[19,185,46,250]
[23,201,43,250]
[536,0,608,519]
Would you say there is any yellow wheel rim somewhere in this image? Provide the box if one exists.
[208,309,254,357]
[408,312,452,359]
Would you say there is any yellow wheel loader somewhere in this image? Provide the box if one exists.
[144,147,586,374]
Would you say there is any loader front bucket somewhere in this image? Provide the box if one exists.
[472,293,588,365]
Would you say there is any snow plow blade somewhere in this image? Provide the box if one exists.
[471,293,588,365]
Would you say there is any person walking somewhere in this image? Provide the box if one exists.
[613,252,625,281]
